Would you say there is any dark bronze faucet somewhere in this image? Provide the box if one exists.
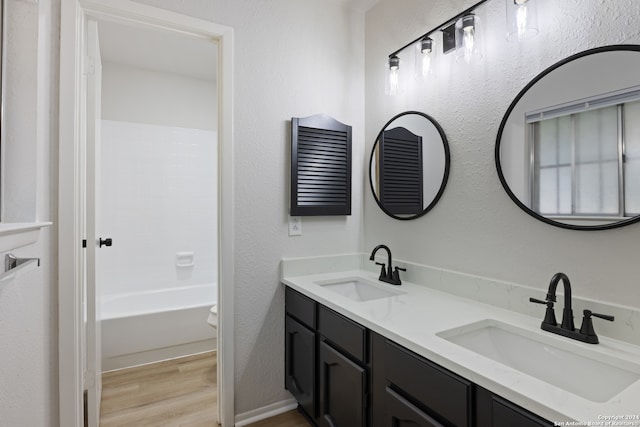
[369,244,405,286]
[530,272,614,344]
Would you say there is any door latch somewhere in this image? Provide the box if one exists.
[99,238,113,248]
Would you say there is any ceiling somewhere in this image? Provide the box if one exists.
[333,0,381,10]
[98,19,218,82]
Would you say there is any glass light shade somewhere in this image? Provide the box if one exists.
[506,0,539,42]
[455,14,482,63]
[415,37,435,80]
[385,56,400,95]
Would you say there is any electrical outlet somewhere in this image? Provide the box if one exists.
[288,216,302,236]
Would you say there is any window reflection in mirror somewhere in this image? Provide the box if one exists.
[497,45,640,230]
[528,90,640,218]
[370,111,450,220]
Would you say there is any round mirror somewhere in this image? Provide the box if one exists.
[496,45,640,230]
[370,111,450,220]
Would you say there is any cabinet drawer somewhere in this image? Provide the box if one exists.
[285,286,316,329]
[385,341,473,427]
[318,305,366,362]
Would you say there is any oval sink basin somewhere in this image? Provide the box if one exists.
[437,319,640,402]
[315,277,406,302]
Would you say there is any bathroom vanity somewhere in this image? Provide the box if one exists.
[281,258,640,427]
[285,286,550,427]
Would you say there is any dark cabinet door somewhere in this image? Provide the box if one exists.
[318,341,366,427]
[476,386,552,427]
[386,387,444,427]
[285,315,316,420]
[491,397,552,427]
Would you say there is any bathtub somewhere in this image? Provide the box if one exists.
[101,283,217,371]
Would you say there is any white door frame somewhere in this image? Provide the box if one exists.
[58,1,235,426]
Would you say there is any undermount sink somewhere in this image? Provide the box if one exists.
[315,277,406,302]
[437,319,640,403]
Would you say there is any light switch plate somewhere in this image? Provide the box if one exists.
[288,216,302,236]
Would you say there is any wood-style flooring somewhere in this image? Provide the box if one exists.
[100,351,218,426]
[99,351,310,426]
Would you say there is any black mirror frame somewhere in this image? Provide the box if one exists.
[369,111,451,221]
[495,44,640,231]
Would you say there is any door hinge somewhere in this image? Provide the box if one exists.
[82,239,87,248]
[84,56,95,76]
[84,369,95,389]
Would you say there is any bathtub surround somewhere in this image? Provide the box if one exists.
[99,121,218,296]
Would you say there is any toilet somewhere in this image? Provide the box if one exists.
[207,304,218,330]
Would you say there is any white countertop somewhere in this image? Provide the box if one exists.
[282,269,640,424]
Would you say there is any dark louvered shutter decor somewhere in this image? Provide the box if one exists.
[379,127,423,215]
[291,114,352,216]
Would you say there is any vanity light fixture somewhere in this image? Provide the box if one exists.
[385,55,400,96]
[386,0,541,91]
[506,0,538,41]
[386,0,489,87]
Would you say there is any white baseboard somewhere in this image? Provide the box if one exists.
[234,398,298,426]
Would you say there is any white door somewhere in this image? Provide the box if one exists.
[85,17,104,427]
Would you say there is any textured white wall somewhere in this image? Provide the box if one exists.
[365,0,640,309]
[0,0,58,425]
[131,0,365,414]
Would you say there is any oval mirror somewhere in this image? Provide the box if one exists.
[370,111,450,220]
[496,45,640,230]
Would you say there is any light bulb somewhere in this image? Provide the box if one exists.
[421,54,432,77]
[461,15,476,64]
[418,37,433,78]
[507,0,538,42]
[389,67,399,95]
[516,1,529,41]
[386,55,400,95]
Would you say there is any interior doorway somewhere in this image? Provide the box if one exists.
[58,2,235,426]
[96,16,219,372]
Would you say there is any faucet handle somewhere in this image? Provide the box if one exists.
[392,266,406,284]
[589,310,614,322]
[375,262,387,279]
[529,297,557,327]
[579,310,614,343]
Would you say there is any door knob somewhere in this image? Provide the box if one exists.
[99,238,113,248]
